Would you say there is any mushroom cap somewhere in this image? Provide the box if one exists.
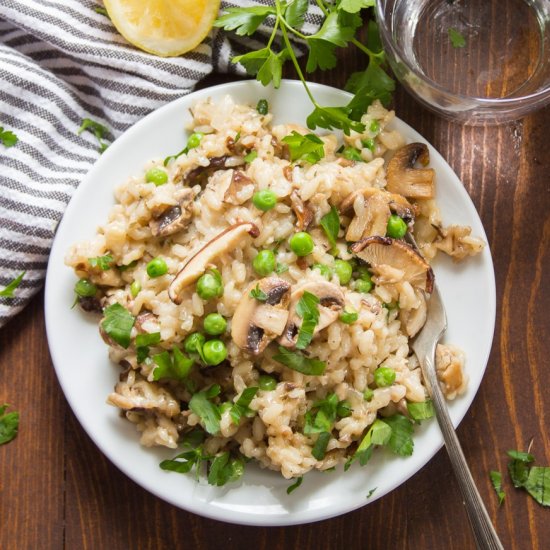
[279,280,345,348]
[168,221,260,304]
[351,236,434,293]
[150,188,195,237]
[386,143,435,199]
[231,277,292,355]
[340,188,417,221]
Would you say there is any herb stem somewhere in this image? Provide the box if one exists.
[276,0,319,108]
[351,38,383,60]
[266,16,280,49]
[314,0,330,17]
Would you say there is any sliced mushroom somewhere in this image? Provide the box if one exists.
[345,192,391,242]
[351,236,434,293]
[340,188,417,221]
[231,277,292,355]
[169,222,260,304]
[399,290,427,337]
[150,188,195,237]
[386,143,435,199]
[279,281,345,347]
[224,170,254,205]
[182,155,245,186]
[290,190,314,231]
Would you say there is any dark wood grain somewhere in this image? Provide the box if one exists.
[1,22,550,550]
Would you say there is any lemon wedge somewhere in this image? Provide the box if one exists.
[103,0,220,57]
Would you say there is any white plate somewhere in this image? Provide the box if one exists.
[45,80,496,526]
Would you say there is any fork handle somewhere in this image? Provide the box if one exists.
[423,354,504,550]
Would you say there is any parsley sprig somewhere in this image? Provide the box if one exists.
[214,0,395,135]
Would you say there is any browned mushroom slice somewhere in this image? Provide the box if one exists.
[340,188,417,221]
[169,222,260,304]
[150,188,195,237]
[351,236,434,293]
[290,190,314,231]
[182,155,245,186]
[386,143,435,199]
[399,290,427,337]
[279,281,345,348]
[224,170,254,206]
[345,192,391,242]
[231,277,291,355]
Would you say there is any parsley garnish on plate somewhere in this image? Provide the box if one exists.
[101,303,135,348]
[273,346,326,376]
[0,126,18,148]
[249,284,268,302]
[407,400,435,423]
[287,476,303,494]
[214,0,395,135]
[281,131,325,164]
[229,387,259,425]
[0,404,19,445]
[78,118,111,153]
[189,385,222,435]
[319,206,340,251]
[152,347,193,380]
[448,27,466,48]
[295,291,320,349]
[0,271,25,298]
[88,254,114,270]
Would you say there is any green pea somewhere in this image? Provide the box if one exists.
[256,99,269,115]
[334,259,353,285]
[363,387,374,401]
[203,313,227,336]
[146,257,168,278]
[130,280,141,298]
[355,279,373,294]
[312,263,332,280]
[259,375,277,391]
[74,279,97,297]
[145,167,168,186]
[369,120,380,134]
[202,339,228,366]
[361,138,375,152]
[341,147,363,162]
[196,272,223,300]
[386,215,408,239]
[289,232,314,257]
[337,400,352,418]
[184,332,206,354]
[253,249,276,276]
[252,189,277,211]
[186,132,203,150]
[355,266,372,282]
[339,308,358,324]
[374,366,396,387]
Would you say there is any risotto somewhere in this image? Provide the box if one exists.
[66,96,484,484]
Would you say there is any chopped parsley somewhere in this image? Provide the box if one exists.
[384,414,414,456]
[78,118,111,153]
[135,332,161,364]
[273,346,326,376]
[282,131,325,164]
[256,98,269,115]
[207,452,245,486]
[506,449,550,506]
[101,303,135,348]
[275,262,289,274]
[244,150,258,163]
[320,206,340,251]
[0,404,19,445]
[489,471,505,506]
[407,400,435,422]
[189,385,222,435]
[94,6,109,16]
[312,431,331,460]
[0,271,25,298]
[152,347,193,381]
[448,28,466,48]
[295,291,320,350]
[230,386,259,425]
[0,126,18,148]
[287,476,303,494]
[88,254,114,270]
[304,393,338,434]
[249,284,268,302]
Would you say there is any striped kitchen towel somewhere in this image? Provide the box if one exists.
[0,0,323,328]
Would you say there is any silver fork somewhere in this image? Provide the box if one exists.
[408,235,503,550]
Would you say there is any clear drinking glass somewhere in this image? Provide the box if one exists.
[375,0,550,123]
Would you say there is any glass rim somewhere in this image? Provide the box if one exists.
[374,0,550,107]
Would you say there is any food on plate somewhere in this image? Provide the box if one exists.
[66,96,484,486]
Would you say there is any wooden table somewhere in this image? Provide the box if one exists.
[1,40,549,550]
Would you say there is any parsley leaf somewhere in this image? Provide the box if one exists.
[295,291,320,350]
[88,254,114,270]
[152,347,193,381]
[307,105,365,135]
[287,476,303,494]
[320,206,340,250]
[285,0,308,29]
[275,262,289,274]
[0,126,18,148]
[384,414,414,456]
[524,466,550,507]
[213,6,276,36]
[366,487,377,499]
[0,404,19,445]
[230,387,259,425]
[309,11,355,47]
[306,39,338,73]
[312,431,331,460]
[345,418,391,470]
[448,28,466,48]
[78,118,110,153]
[507,449,534,488]
[282,131,325,164]
[407,400,435,422]
[273,346,326,376]
[304,393,338,434]
[101,303,135,348]
[233,48,288,88]
[249,284,268,302]
[189,385,222,435]
[346,61,395,116]
[94,6,109,17]
[339,0,375,14]
[490,470,505,506]
[244,150,258,163]
[207,452,245,486]
[0,271,25,298]
[136,332,161,364]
